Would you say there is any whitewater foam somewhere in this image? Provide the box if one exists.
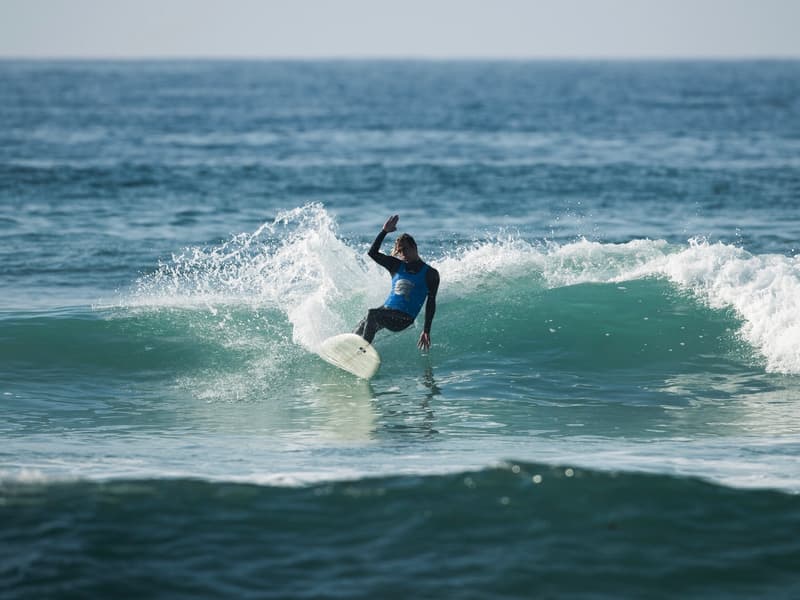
[640,239,800,374]
[441,235,800,373]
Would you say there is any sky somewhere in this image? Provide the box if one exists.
[1,0,799,59]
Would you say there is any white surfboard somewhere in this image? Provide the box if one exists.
[318,333,381,380]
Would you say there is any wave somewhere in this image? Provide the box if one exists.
[3,202,788,386]
[3,201,796,395]
[3,462,799,599]
[113,203,799,375]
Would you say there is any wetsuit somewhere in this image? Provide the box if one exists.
[354,229,440,344]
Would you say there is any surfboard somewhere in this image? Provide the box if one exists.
[318,333,381,380]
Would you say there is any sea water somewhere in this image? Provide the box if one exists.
[2,60,800,598]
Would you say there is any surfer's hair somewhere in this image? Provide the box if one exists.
[392,233,417,257]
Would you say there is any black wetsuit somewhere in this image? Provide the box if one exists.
[354,230,440,344]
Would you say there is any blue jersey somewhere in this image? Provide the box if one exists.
[383,263,430,318]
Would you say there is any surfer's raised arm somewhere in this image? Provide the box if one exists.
[368,214,402,274]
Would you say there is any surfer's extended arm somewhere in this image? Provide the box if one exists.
[418,267,440,351]
[368,216,401,274]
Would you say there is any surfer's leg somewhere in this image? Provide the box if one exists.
[381,309,414,332]
[354,308,383,343]
[355,308,413,343]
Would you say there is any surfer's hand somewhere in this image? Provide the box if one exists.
[418,331,431,351]
[383,215,399,233]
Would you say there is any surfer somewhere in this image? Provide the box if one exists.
[355,215,440,351]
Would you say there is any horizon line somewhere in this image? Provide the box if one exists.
[2,54,800,62]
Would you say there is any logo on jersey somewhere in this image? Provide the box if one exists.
[393,278,414,300]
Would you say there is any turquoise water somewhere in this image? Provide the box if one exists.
[2,60,800,598]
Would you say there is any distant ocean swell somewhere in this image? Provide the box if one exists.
[3,463,799,599]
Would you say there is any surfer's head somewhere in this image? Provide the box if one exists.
[392,233,419,261]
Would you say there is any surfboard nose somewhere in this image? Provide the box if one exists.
[319,333,381,380]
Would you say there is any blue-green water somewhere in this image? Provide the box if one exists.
[2,60,800,598]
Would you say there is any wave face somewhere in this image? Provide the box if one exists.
[3,463,800,599]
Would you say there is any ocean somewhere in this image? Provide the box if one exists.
[2,59,800,598]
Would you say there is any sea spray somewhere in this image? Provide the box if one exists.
[129,204,387,351]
